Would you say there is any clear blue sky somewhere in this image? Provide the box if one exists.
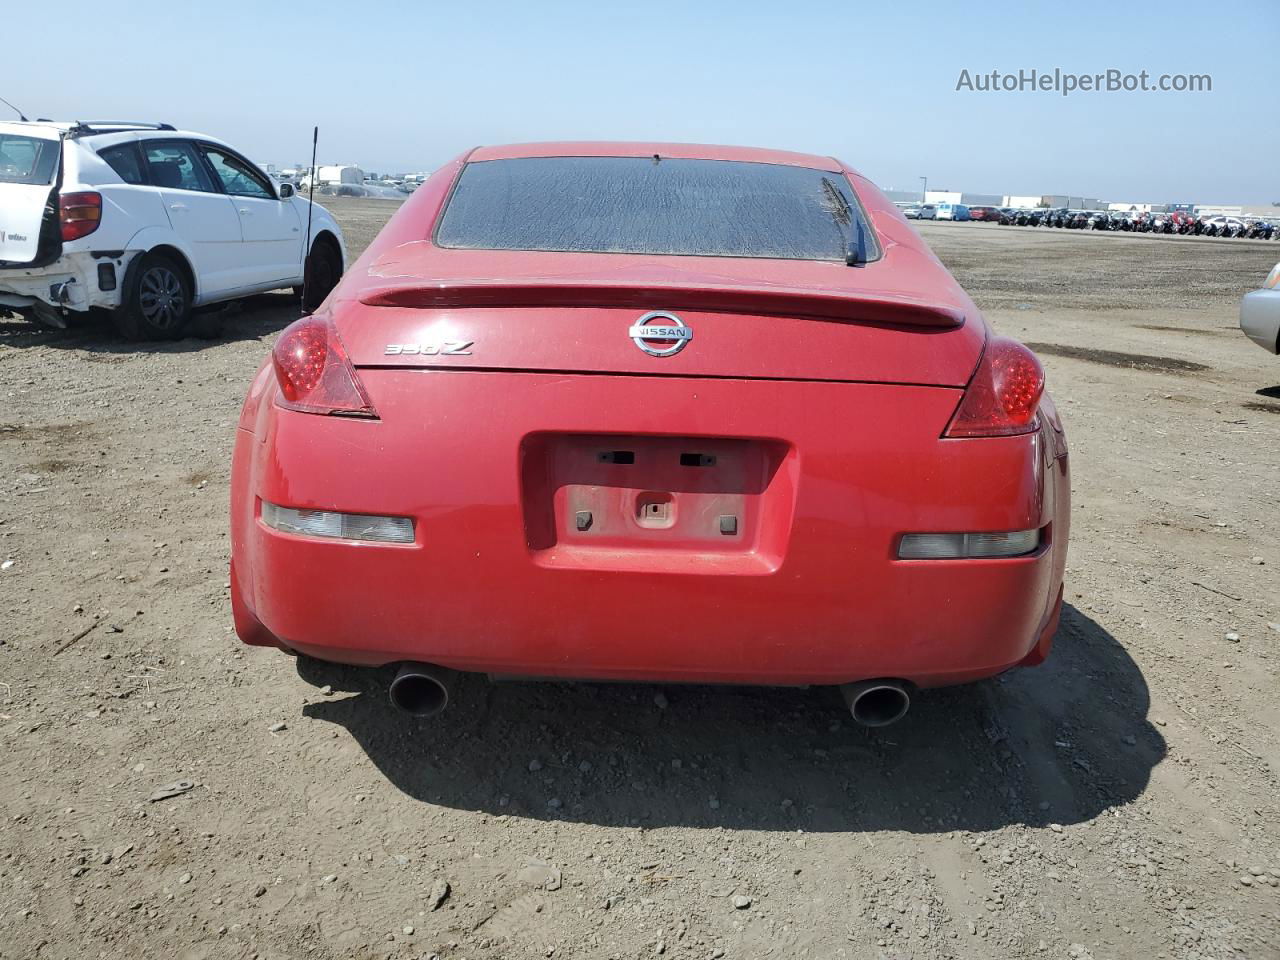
[6,0,1277,203]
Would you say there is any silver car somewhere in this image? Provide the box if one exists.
[1241,263,1280,355]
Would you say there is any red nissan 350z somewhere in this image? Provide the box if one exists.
[230,142,1069,726]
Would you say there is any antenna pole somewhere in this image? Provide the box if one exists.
[300,125,318,315]
[0,95,28,121]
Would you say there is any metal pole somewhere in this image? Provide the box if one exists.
[920,176,927,203]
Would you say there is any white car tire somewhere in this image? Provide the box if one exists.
[113,251,194,341]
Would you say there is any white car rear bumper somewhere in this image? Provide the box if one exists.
[0,251,135,316]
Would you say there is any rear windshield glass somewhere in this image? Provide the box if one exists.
[0,133,59,185]
[435,156,876,262]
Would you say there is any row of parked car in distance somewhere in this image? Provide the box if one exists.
[894,201,1279,238]
[898,203,1012,222]
[899,202,970,221]
[999,208,1277,237]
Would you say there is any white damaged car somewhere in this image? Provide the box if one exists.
[0,120,345,339]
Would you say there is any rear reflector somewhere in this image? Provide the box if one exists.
[261,502,414,544]
[898,529,1040,559]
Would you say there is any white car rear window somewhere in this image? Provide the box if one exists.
[0,133,59,185]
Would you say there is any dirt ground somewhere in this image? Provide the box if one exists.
[1,201,1278,960]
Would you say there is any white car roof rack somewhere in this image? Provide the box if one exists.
[66,121,177,138]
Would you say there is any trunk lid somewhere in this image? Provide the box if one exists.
[0,123,62,267]
[332,243,986,387]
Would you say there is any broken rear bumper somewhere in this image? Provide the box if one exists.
[0,251,133,315]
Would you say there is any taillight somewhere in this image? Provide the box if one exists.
[59,191,102,242]
[271,314,376,417]
[945,336,1044,437]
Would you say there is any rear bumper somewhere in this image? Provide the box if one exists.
[1240,288,1280,354]
[231,370,1070,688]
[0,251,132,313]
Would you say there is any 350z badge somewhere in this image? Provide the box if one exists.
[384,341,474,356]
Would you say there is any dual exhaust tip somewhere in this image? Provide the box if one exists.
[388,662,911,728]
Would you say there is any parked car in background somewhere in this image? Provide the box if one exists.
[0,119,346,339]
[901,204,923,219]
[1202,215,1248,238]
[967,205,1000,222]
[935,203,970,221]
[1240,262,1280,355]
[1247,219,1276,240]
[917,203,937,220]
[230,141,1070,727]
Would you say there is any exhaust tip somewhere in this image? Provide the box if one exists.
[841,680,911,727]
[389,663,453,717]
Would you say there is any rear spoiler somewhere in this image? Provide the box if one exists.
[358,280,965,328]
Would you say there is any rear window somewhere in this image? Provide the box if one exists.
[0,133,59,185]
[435,156,878,262]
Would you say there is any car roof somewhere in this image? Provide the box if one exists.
[0,119,236,151]
[0,119,66,138]
[80,128,239,151]
[468,141,845,172]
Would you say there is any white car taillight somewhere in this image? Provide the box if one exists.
[261,502,414,544]
[59,191,102,242]
[898,529,1040,559]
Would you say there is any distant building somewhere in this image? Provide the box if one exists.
[1003,195,1043,208]
[1042,195,1104,210]
[960,193,1002,206]
[1194,203,1278,218]
[1107,202,1164,213]
[923,190,963,205]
